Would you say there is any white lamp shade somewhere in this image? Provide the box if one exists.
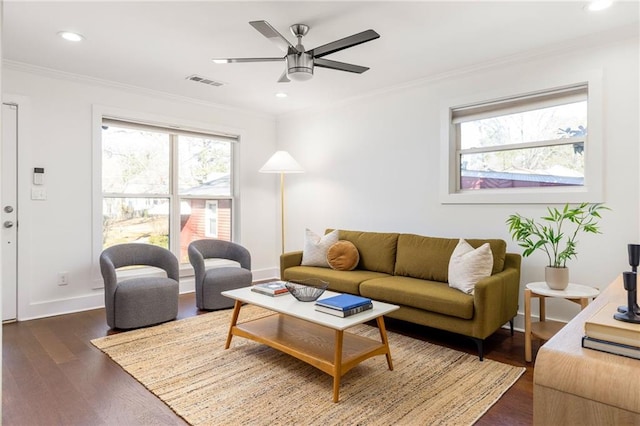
[259,150,304,173]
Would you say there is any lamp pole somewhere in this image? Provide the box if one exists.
[279,172,285,254]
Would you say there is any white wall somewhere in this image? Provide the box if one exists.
[3,34,638,326]
[277,35,640,326]
[3,66,280,320]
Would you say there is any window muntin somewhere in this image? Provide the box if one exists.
[101,119,235,263]
[454,85,587,192]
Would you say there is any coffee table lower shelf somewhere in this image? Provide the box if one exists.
[225,312,393,402]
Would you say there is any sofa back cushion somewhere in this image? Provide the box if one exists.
[466,238,506,274]
[394,234,507,282]
[327,229,399,275]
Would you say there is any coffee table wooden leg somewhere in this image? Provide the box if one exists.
[332,329,344,403]
[224,300,243,349]
[376,316,394,370]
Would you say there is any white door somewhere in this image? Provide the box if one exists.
[2,103,18,321]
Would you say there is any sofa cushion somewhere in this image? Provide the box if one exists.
[327,240,360,271]
[301,229,339,267]
[448,239,493,294]
[466,239,506,274]
[359,276,474,320]
[283,266,391,295]
[328,229,399,275]
[394,234,507,282]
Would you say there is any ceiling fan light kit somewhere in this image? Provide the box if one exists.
[212,20,379,83]
[286,53,313,81]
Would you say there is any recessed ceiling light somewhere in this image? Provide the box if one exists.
[275,92,288,98]
[57,31,84,42]
[586,0,613,11]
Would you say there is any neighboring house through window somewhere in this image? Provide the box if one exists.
[205,200,219,238]
[100,118,237,263]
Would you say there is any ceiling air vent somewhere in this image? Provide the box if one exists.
[186,74,225,87]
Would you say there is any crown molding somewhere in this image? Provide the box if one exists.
[2,60,274,120]
[278,24,639,120]
[4,24,637,121]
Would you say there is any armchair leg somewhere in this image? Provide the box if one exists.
[509,319,514,336]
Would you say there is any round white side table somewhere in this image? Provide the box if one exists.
[524,282,600,362]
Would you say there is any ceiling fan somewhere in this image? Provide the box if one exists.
[212,20,380,82]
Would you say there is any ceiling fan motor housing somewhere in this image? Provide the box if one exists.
[286,52,313,81]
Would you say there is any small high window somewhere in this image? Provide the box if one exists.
[441,76,603,204]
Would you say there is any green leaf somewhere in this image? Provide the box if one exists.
[505,202,609,267]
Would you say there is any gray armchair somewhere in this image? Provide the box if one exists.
[100,243,179,329]
[188,239,252,310]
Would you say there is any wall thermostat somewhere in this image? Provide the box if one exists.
[33,167,45,185]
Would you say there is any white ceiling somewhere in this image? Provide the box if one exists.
[3,1,639,116]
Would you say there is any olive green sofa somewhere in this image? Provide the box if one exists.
[280,229,521,360]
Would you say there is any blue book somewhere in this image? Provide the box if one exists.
[315,294,372,311]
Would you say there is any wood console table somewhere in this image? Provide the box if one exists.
[533,275,640,425]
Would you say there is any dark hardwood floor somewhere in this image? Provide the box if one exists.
[3,293,534,425]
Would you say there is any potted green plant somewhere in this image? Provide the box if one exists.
[506,203,609,290]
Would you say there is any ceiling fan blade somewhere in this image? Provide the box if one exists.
[277,70,290,83]
[314,58,369,74]
[308,29,380,59]
[212,57,284,64]
[249,20,295,53]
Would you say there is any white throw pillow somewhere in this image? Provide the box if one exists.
[448,239,493,294]
[301,229,339,268]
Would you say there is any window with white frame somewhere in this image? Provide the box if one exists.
[101,118,236,263]
[441,77,603,204]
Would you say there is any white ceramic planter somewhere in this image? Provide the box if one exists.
[545,266,569,290]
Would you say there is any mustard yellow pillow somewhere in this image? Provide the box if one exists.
[327,240,360,271]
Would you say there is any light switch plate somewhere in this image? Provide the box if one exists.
[31,187,47,200]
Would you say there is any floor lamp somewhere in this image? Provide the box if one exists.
[259,151,304,254]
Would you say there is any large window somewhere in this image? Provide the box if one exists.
[441,76,603,204]
[101,118,236,263]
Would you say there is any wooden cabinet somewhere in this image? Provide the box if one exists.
[533,276,640,425]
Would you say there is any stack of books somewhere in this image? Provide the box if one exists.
[251,281,289,297]
[315,294,373,317]
[582,302,640,360]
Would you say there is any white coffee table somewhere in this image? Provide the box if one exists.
[222,286,399,402]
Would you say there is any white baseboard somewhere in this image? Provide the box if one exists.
[504,311,567,334]
[251,267,280,282]
[19,293,105,321]
[18,267,280,321]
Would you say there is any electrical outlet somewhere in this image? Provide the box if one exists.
[58,272,69,286]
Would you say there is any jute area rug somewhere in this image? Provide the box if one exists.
[91,306,524,426]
